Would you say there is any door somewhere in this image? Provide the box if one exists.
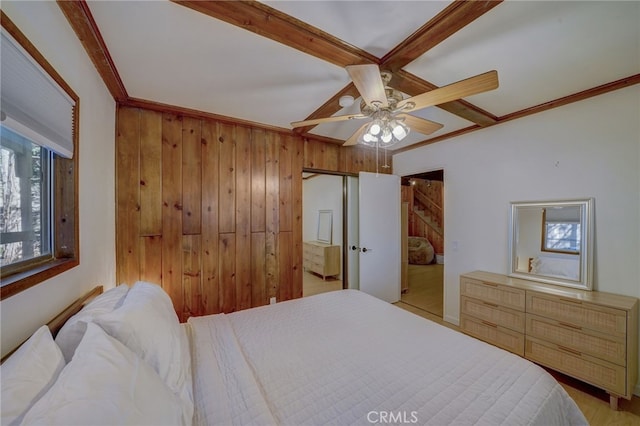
[358,172,401,303]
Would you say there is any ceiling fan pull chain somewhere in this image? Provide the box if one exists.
[382,148,391,169]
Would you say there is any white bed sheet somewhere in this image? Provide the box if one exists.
[189,290,587,425]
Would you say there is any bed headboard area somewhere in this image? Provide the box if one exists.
[1,285,103,363]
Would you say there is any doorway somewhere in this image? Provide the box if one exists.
[302,170,402,301]
[302,172,344,297]
[400,169,444,317]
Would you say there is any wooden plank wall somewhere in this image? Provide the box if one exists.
[115,105,389,320]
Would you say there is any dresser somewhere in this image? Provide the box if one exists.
[303,241,340,280]
[460,271,638,410]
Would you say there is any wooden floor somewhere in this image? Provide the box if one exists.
[302,271,342,297]
[394,301,640,425]
[401,263,443,317]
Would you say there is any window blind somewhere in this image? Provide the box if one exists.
[1,29,75,159]
[544,206,581,223]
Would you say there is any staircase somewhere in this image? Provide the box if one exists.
[401,179,444,254]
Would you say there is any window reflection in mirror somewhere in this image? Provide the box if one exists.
[541,206,581,254]
[509,199,593,290]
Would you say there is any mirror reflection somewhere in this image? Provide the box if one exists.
[509,199,593,290]
[317,210,333,244]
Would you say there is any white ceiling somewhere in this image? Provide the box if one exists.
[87,0,640,151]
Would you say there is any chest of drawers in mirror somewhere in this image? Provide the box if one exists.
[460,271,638,408]
[303,241,340,280]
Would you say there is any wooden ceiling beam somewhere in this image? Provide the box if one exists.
[290,0,501,134]
[171,0,378,68]
[381,0,503,71]
[60,0,502,142]
[57,0,127,102]
[172,0,502,135]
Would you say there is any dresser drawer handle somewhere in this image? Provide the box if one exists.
[483,301,499,308]
[558,345,582,357]
[481,320,498,328]
[558,321,582,330]
[559,298,582,304]
[482,281,499,287]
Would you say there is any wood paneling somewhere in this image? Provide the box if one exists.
[182,234,201,318]
[200,120,219,314]
[161,113,183,319]
[139,109,162,236]
[140,235,162,285]
[235,126,252,311]
[218,123,236,234]
[115,105,387,318]
[182,117,202,235]
[115,106,140,286]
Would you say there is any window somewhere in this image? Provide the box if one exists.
[0,12,79,299]
[541,206,581,254]
[1,128,52,270]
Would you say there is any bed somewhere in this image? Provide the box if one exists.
[1,282,588,425]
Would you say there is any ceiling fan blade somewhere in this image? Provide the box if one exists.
[397,70,498,112]
[291,113,366,128]
[342,123,369,146]
[396,114,443,135]
[346,64,389,108]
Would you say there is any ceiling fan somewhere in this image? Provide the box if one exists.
[291,64,499,148]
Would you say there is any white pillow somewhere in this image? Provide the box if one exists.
[55,284,129,362]
[93,281,193,425]
[21,323,185,426]
[1,326,65,426]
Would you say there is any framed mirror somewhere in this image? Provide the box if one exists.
[317,210,333,244]
[508,198,594,290]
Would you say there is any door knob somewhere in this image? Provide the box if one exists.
[351,245,359,251]
[361,247,371,253]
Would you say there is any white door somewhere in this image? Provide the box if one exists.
[358,172,401,303]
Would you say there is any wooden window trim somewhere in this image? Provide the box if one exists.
[0,11,80,300]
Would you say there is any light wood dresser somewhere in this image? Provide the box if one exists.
[303,241,340,280]
[460,270,638,410]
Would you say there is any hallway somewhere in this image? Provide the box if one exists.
[401,263,443,317]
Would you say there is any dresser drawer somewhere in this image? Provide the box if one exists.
[526,314,626,366]
[461,296,525,333]
[526,292,627,337]
[461,314,524,356]
[460,278,525,311]
[304,252,324,264]
[303,243,324,256]
[304,259,323,273]
[525,336,626,396]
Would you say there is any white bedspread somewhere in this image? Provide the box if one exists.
[189,290,587,425]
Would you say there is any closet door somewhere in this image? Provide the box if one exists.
[358,172,401,303]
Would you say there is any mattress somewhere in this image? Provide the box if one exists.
[188,290,587,425]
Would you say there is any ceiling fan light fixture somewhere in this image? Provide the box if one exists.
[358,111,409,148]
[391,119,409,140]
[381,129,392,144]
[362,132,376,145]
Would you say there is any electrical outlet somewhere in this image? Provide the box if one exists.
[270,297,276,305]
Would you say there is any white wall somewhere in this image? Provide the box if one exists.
[393,85,640,391]
[1,1,116,357]
[303,174,343,278]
